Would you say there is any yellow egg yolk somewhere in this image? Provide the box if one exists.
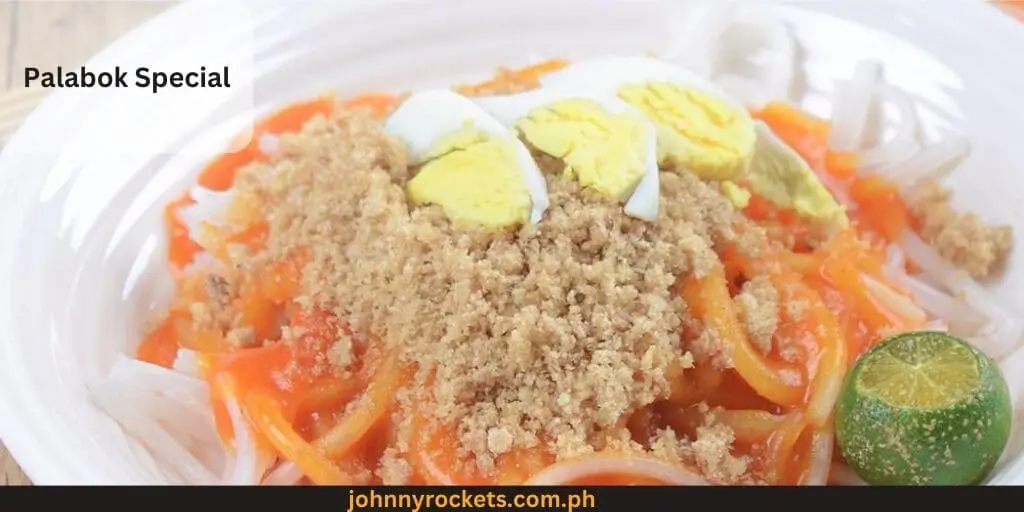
[742,123,848,229]
[407,127,532,229]
[515,99,649,202]
[720,181,751,209]
[616,82,755,181]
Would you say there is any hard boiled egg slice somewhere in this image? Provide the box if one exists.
[539,56,757,182]
[474,89,660,221]
[736,121,848,229]
[385,89,549,228]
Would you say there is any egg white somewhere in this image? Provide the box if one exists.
[384,89,550,224]
[473,89,661,222]
[472,88,633,126]
[622,121,660,222]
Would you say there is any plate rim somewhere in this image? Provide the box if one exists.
[2,0,1023,485]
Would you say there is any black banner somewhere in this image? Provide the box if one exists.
[0,485,1014,510]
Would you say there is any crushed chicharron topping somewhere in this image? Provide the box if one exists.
[225,109,763,480]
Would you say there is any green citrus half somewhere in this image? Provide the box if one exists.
[835,331,1012,485]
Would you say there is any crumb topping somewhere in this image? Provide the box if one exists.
[686,323,733,369]
[229,109,758,477]
[909,180,1013,279]
[785,299,807,321]
[691,423,748,483]
[189,302,215,331]
[327,332,355,370]
[734,276,779,354]
[647,405,752,484]
[377,447,412,485]
[226,326,256,349]
[205,274,234,306]
[154,67,1024,487]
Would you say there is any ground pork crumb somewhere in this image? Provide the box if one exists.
[487,427,514,455]
[226,326,256,348]
[188,271,240,333]
[229,109,765,476]
[648,428,685,463]
[734,276,779,354]
[785,299,807,321]
[189,302,215,330]
[280,326,305,341]
[909,180,1013,278]
[327,332,354,370]
[377,447,412,485]
[647,420,750,485]
[683,314,733,369]
[205,274,234,306]
[691,423,747,483]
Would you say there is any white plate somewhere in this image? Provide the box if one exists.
[1,0,1023,485]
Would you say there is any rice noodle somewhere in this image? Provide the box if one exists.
[882,244,987,335]
[898,231,1024,359]
[112,391,225,480]
[922,319,949,332]
[889,273,986,335]
[663,2,795,106]
[90,382,222,484]
[818,170,856,210]
[884,244,905,270]
[802,426,834,486]
[525,454,709,485]
[92,380,216,447]
[887,136,969,190]
[861,273,928,325]
[90,356,231,484]
[225,398,261,485]
[711,8,796,107]
[186,185,234,224]
[970,317,1024,362]
[900,231,984,297]
[662,0,736,76]
[262,461,305,486]
[828,60,882,153]
[899,231,974,290]
[857,84,921,170]
[106,354,209,411]
[179,185,235,248]
[806,375,843,434]
[172,348,201,378]
[119,430,187,484]
[828,462,868,486]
